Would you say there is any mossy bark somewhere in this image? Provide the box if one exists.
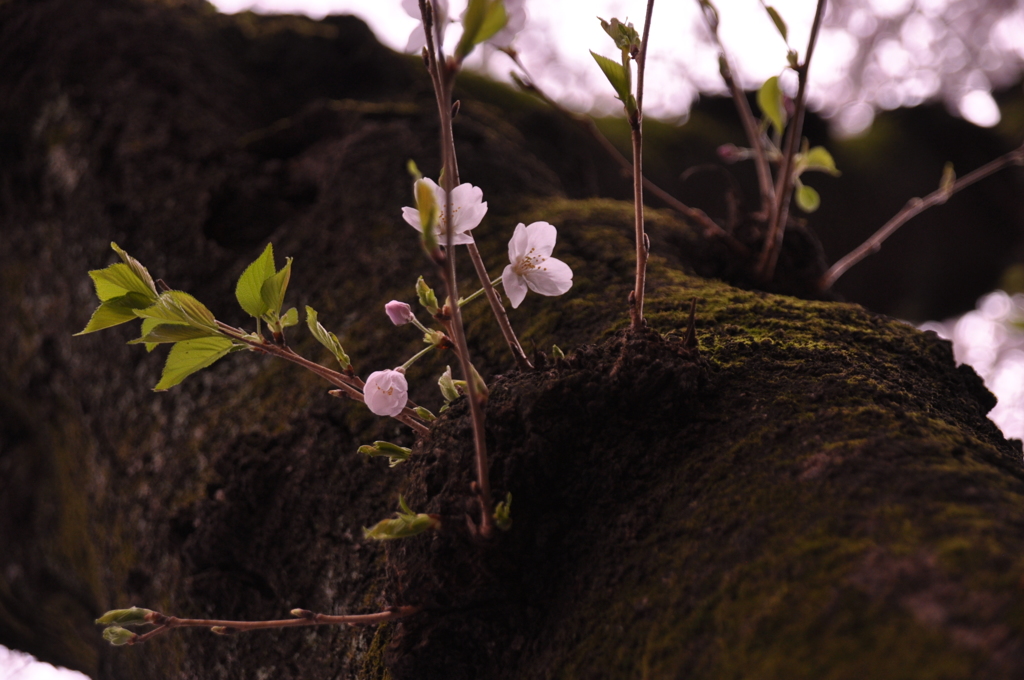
[1,1,1022,679]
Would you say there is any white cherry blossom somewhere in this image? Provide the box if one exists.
[402,178,487,247]
[502,221,573,309]
[402,0,450,53]
[363,369,409,417]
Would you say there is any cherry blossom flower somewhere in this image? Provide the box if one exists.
[363,369,409,417]
[502,221,573,309]
[385,300,415,326]
[402,0,450,53]
[402,178,487,247]
[487,0,526,49]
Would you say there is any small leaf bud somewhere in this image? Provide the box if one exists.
[96,607,155,627]
[102,626,137,646]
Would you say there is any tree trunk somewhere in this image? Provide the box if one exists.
[2,2,1022,679]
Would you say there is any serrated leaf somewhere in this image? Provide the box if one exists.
[89,263,157,303]
[599,17,640,52]
[591,50,631,103]
[795,182,821,212]
[260,258,292,318]
[129,324,217,345]
[235,243,276,318]
[764,5,788,42]
[801,146,841,176]
[110,243,158,299]
[153,336,235,391]
[758,75,786,136]
[140,317,161,352]
[75,292,153,335]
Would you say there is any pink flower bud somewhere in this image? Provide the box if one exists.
[363,369,409,417]
[385,300,415,326]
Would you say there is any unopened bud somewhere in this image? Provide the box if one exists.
[385,300,415,326]
[96,607,155,627]
[102,626,136,646]
[291,609,314,619]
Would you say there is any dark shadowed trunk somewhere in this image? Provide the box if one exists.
[2,2,1023,679]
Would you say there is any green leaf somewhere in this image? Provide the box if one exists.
[305,306,350,369]
[599,17,640,53]
[140,317,161,352]
[89,263,157,303]
[764,5,788,42]
[129,324,217,345]
[153,336,235,391]
[96,607,154,627]
[758,75,786,136]
[260,258,292,318]
[414,406,436,422]
[135,291,218,332]
[280,307,299,328]
[801,146,840,176]
[456,0,507,60]
[359,441,412,467]
[110,243,158,299]
[591,50,631,103]
[235,243,276,318]
[794,182,820,213]
[363,496,440,540]
[75,292,153,335]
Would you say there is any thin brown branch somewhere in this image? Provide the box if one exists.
[216,321,430,436]
[757,0,827,282]
[629,0,656,330]
[697,0,775,218]
[127,607,420,645]
[420,4,495,537]
[819,143,1024,290]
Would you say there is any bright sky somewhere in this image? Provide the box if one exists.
[204,0,1024,134]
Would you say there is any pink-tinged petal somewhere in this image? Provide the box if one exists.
[502,265,528,308]
[401,0,420,19]
[523,221,557,258]
[448,231,476,246]
[449,182,483,207]
[454,200,488,233]
[508,223,528,262]
[524,257,573,297]
[402,206,422,231]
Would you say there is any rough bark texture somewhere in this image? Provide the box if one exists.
[1,1,1023,679]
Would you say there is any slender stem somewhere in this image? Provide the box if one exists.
[757,0,827,282]
[697,0,775,218]
[459,276,503,308]
[508,61,749,257]
[216,321,430,436]
[820,143,1024,290]
[465,243,532,369]
[401,344,436,371]
[629,0,656,330]
[127,607,419,645]
[420,2,495,538]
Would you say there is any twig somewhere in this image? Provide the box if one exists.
[216,321,430,436]
[757,0,827,282]
[819,143,1024,290]
[420,0,495,538]
[509,62,749,257]
[629,0,656,330]
[126,607,419,645]
[696,0,775,218]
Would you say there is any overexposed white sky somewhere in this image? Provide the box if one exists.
[206,0,1024,134]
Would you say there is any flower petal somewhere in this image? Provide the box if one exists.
[507,223,528,263]
[523,221,557,259]
[402,206,422,231]
[524,257,573,297]
[502,264,528,308]
[364,369,409,417]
